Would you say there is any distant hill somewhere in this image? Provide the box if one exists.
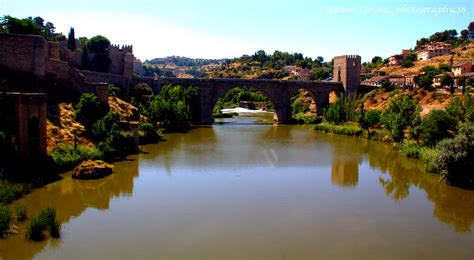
[144,56,227,67]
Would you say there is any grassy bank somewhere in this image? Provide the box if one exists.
[314,123,363,136]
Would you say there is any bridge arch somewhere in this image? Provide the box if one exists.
[138,78,345,124]
[207,84,283,124]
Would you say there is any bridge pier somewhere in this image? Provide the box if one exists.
[315,92,330,117]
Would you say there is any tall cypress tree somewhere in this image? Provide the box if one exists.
[81,46,89,70]
[67,27,76,50]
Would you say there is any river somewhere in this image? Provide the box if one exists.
[1,115,473,259]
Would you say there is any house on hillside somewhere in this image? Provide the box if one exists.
[416,42,452,60]
[388,49,412,66]
[432,61,474,88]
[388,75,405,87]
[361,75,389,87]
[433,72,453,88]
[452,61,473,76]
[389,55,404,66]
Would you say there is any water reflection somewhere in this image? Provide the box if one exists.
[0,118,473,258]
[0,155,139,259]
[331,160,359,187]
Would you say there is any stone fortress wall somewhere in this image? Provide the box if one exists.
[0,32,134,91]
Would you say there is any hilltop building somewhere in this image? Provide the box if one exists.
[416,42,452,61]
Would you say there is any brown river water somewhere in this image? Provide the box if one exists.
[0,115,473,259]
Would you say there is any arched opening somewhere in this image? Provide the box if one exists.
[290,89,318,124]
[28,116,40,155]
[211,87,277,124]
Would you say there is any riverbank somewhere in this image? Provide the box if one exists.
[314,121,473,189]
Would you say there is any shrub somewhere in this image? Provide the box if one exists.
[365,110,381,127]
[50,144,102,169]
[315,123,363,136]
[419,110,456,145]
[324,94,358,124]
[138,122,160,143]
[432,123,474,186]
[26,216,45,241]
[129,83,153,105]
[293,113,318,124]
[0,181,32,205]
[75,93,108,132]
[148,85,197,132]
[26,206,61,241]
[92,112,120,141]
[399,140,423,158]
[15,206,27,221]
[98,124,138,160]
[0,206,11,236]
[381,95,421,142]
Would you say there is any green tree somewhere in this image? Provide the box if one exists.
[457,77,466,94]
[440,74,454,93]
[432,122,474,186]
[81,46,89,70]
[401,59,414,68]
[148,85,197,132]
[323,94,358,124]
[0,15,44,36]
[310,67,329,80]
[420,110,456,145]
[371,56,383,64]
[381,95,421,142]
[67,27,76,50]
[75,93,108,132]
[87,35,111,72]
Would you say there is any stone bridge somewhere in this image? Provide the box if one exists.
[135,55,360,124]
[137,77,345,124]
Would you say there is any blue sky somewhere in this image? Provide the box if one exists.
[1,0,472,62]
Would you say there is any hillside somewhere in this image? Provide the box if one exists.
[378,42,474,76]
[46,97,143,153]
[363,88,471,116]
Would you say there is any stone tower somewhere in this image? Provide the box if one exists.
[333,55,361,95]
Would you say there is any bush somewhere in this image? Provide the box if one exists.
[15,206,27,221]
[419,110,456,145]
[75,93,108,132]
[148,85,197,132]
[26,206,61,241]
[129,83,153,105]
[432,123,474,187]
[26,215,45,241]
[293,113,318,124]
[365,110,381,127]
[315,123,363,136]
[0,181,32,205]
[0,206,11,236]
[323,94,358,124]
[399,140,423,158]
[98,124,138,160]
[381,95,421,142]
[138,122,160,143]
[92,112,120,141]
[50,144,102,169]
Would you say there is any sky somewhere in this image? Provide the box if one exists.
[0,0,472,62]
